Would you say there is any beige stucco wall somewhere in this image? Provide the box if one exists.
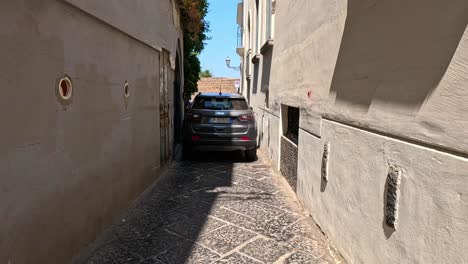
[0,0,182,263]
[270,0,468,152]
[298,120,468,263]
[241,0,468,262]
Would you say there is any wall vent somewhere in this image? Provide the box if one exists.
[321,141,330,182]
[385,165,402,229]
[58,76,73,101]
[124,81,130,98]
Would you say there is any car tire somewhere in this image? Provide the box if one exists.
[245,148,257,162]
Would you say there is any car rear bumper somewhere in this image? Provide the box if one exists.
[188,138,257,151]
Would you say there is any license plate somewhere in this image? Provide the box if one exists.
[210,117,230,124]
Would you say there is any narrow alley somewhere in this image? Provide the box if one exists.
[3,0,467,263]
[74,152,344,264]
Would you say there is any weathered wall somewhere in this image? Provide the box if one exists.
[0,0,182,263]
[270,0,468,151]
[297,120,468,263]
[241,0,468,262]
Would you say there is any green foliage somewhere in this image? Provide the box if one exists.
[199,69,213,78]
[180,0,210,99]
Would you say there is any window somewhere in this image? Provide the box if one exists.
[283,106,300,145]
[255,0,260,53]
[192,97,249,110]
[266,0,273,40]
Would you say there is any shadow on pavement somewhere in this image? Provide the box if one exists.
[74,150,344,264]
[75,151,240,264]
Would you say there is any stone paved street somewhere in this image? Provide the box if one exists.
[76,152,344,264]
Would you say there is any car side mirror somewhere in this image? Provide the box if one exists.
[250,107,254,111]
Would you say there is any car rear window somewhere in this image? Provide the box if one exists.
[192,97,249,110]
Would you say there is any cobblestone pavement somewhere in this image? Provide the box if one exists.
[77,152,344,264]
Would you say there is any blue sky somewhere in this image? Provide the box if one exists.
[199,0,241,78]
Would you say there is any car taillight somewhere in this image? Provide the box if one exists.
[238,114,255,121]
[191,135,201,141]
[240,136,251,141]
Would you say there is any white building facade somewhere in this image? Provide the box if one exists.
[237,0,468,263]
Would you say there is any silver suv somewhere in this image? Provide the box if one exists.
[183,93,258,161]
